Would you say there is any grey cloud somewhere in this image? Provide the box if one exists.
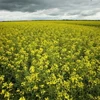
[0,0,95,11]
[0,0,43,11]
[0,0,100,20]
[80,10,97,16]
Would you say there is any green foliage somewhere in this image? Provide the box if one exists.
[0,21,100,100]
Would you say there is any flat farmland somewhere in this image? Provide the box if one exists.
[0,21,100,100]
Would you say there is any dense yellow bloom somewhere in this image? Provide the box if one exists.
[0,21,100,100]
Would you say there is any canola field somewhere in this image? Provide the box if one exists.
[0,21,100,100]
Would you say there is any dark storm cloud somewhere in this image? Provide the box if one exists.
[0,0,39,11]
[0,0,99,12]
[0,0,100,20]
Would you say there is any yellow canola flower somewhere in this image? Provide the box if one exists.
[1,89,5,94]
[29,66,35,73]
[8,82,13,88]
[33,85,38,90]
[45,97,49,100]
[19,96,26,100]
[21,82,26,86]
[4,92,10,98]
[0,75,4,82]
[39,48,43,53]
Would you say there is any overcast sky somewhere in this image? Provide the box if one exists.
[0,0,100,21]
